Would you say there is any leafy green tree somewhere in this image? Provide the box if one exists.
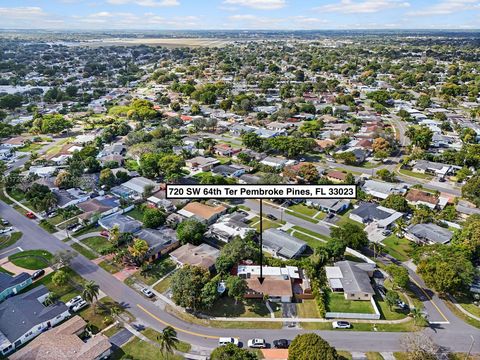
[38,114,72,134]
[210,343,258,360]
[142,207,165,229]
[171,265,209,311]
[451,214,480,259]
[52,270,68,286]
[462,175,480,207]
[386,264,410,289]
[376,169,396,182]
[330,223,368,250]
[385,290,400,311]
[381,194,409,212]
[298,163,320,183]
[158,154,185,182]
[99,168,115,188]
[128,238,149,261]
[241,132,264,152]
[215,235,258,274]
[406,126,433,150]
[288,333,339,360]
[176,218,206,245]
[226,276,247,305]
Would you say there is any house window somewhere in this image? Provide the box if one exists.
[365,294,369,297]
[14,340,22,347]
[350,294,355,297]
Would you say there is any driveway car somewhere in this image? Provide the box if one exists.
[141,288,154,298]
[218,337,239,347]
[266,214,277,221]
[31,269,45,280]
[247,338,267,348]
[25,212,36,219]
[273,339,290,348]
[71,300,88,312]
[332,321,352,329]
[65,296,83,308]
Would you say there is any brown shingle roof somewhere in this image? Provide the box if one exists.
[181,202,227,221]
[406,188,438,205]
[245,277,293,297]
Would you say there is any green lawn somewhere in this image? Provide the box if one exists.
[18,143,44,152]
[73,225,100,237]
[127,257,176,286]
[202,297,281,318]
[0,231,22,250]
[98,260,122,274]
[289,229,328,249]
[297,300,321,318]
[291,225,331,241]
[9,249,53,270]
[142,328,191,353]
[454,294,480,318]
[81,236,111,253]
[381,235,414,262]
[153,274,173,293]
[39,219,57,233]
[336,210,365,229]
[398,168,433,180]
[301,318,418,332]
[252,219,282,231]
[326,293,375,314]
[110,336,184,360]
[71,242,98,260]
[374,293,409,320]
[126,207,145,221]
[288,204,318,217]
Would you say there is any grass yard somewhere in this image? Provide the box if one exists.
[326,293,375,314]
[79,296,132,334]
[18,143,44,152]
[128,257,176,286]
[73,225,100,237]
[103,324,123,338]
[291,225,331,241]
[455,294,480,318]
[81,236,112,253]
[398,168,433,180]
[153,273,173,293]
[338,351,353,360]
[142,328,191,353]
[202,297,281,318]
[0,231,22,250]
[110,336,184,360]
[381,235,414,262]
[445,298,480,329]
[366,353,384,360]
[39,219,57,233]
[289,229,328,249]
[336,210,365,229]
[9,249,53,270]
[288,204,318,217]
[71,242,98,260]
[252,219,282,231]
[126,207,144,221]
[297,300,321,318]
[98,260,122,274]
[374,294,409,320]
[301,318,418,332]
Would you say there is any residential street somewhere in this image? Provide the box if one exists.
[1,199,479,354]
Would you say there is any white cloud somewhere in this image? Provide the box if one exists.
[407,0,480,16]
[317,0,410,14]
[106,0,180,7]
[226,14,328,29]
[223,0,286,10]
[0,6,46,19]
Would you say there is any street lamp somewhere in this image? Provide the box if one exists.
[466,335,475,360]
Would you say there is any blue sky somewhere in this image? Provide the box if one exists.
[0,0,479,30]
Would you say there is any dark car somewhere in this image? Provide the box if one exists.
[266,214,278,221]
[31,269,45,280]
[273,339,290,349]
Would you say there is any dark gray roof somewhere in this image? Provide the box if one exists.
[335,261,375,294]
[351,202,392,221]
[0,273,31,293]
[263,229,306,259]
[0,285,68,342]
[407,223,453,244]
[239,174,261,184]
[135,228,179,254]
[98,214,142,233]
[212,165,238,175]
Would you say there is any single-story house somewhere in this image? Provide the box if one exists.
[9,315,112,360]
[134,227,180,261]
[177,202,227,224]
[325,261,376,301]
[405,223,453,245]
[306,199,350,214]
[239,174,261,184]
[2,136,26,148]
[121,177,160,197]
[211,164,245,178]
[362,180,406,200]
[77,196,120,222]
[237,265,311,303]
[350,202,403,228]
[260,157,287,169]
[262,229,307,259]
[325,171,347,183]
[28,166,57,178]
[0,273,32,303]
[53,188,90,209]
[405,188,443,210]
[411,160,457,177]
[98,214,142,233]
[169,243,220,271]
[185,156,220,171]
[208,213,254,243]
[0,286,71,356]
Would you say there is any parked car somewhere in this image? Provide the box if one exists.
[332,321,351,329]
[0,226,13,234]
[141,288,154,298]
[65,296,84,308]
[438,177,446,183]
[100,230,110,237]
[71,300,88,312]
[31,269,45,280]
[397,300,409,310]
[326,213,334,219]
[273,339,290,348]
[248,338,267,348]
[47,211,57,218]
[25,212,36,219]
[218,337,239,347]
[0,218,9,225]
[382,230,392,236]
[266,214,277,221]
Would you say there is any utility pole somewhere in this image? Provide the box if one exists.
[465,335,475,360]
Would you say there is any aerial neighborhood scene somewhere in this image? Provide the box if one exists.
[0,1,480,359]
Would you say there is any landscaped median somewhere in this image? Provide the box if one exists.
[8,249,53,270]
[0,231,22,250]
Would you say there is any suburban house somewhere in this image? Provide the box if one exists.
[9,316,112,360]
[306,198,350,214]
[185,156,220,171]
[362,180,407,200]
[77,196,120,223]
[134,227,180,261]
[208,213,254,243]
[177,202,227,224]
[405,223,453,245]
[98,214,142,233]
[239,174,261,184]
[0,286,71,356]
[326,261,376,300]
[237,264,312,303]
[169,243,220,271]
[260,156,288,169]
[325,170,347,183]
[405,188,448,210]
[2,136,26,148]
[53,188,91,209]
[0,273,32,303]
[262,229,307,259]
[411,160,457,178]
[119,177,160,198]
[349,202,403,228]
[211,164,245,178]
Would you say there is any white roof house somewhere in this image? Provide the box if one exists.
[121,177,160,195]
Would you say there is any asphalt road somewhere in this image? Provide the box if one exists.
[0,200,479,354]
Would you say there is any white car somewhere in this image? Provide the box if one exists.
[65,296,83,308]
[71,300,88,312]
[218,337,239,347]
[0,227,13,234]
[141,288,154,298]
[247,338,267,348]
[332,321,352,329]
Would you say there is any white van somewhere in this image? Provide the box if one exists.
[218,337,239,347]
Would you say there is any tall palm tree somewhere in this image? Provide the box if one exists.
[110,305,121,318]
[157,326,179,359]
[109,225,120,245]
[82,280,100,312]
[410,307,427,326]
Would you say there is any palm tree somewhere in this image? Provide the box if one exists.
[44,292,58,306]
[109,225,120,245]
[110,305,121,318]
[410,307,427,327]
[82,280,100,312]
[157,326,179,359]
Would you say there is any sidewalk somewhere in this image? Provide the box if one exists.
[2,187,44,220]
[448,295,480,322]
